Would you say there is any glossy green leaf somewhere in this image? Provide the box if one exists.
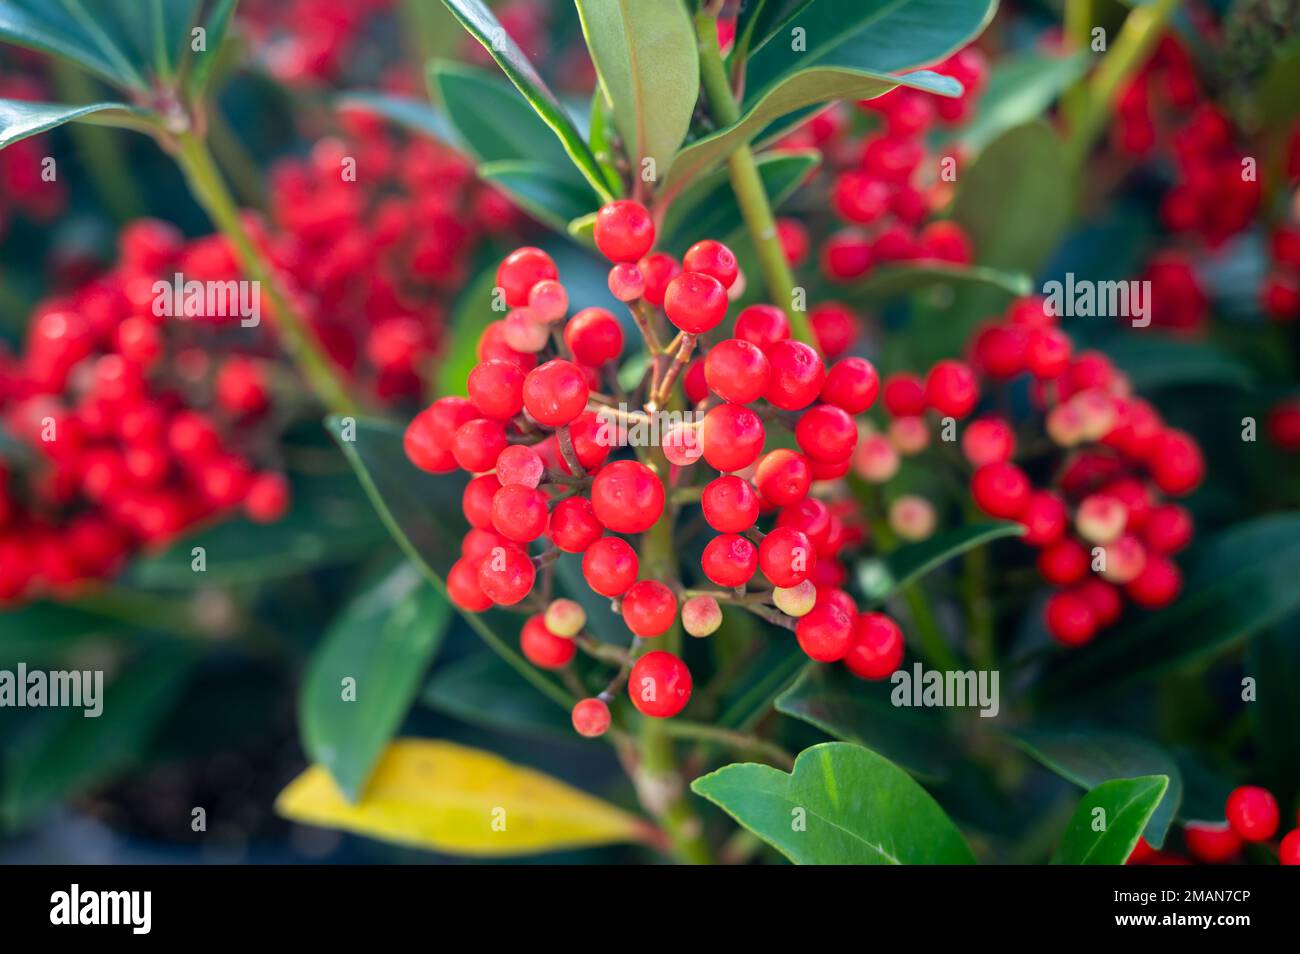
[575,0,698,181]
[662,68,958,208]
[186,0,238,98]
[1013,727,1182,848]
[336,90,458,146]
[0,98,138,150]
[439,0,614,200]
[661,149,818,255]
[957,51,1090,154]
[1246,625,1300,800]
[856,521,1024,604]
[325,416,572,710]
[1102,336,1256,392]
[479,160,601,235]
[423,652,577,740]
[732,0,815,65]
[952,121,1072,275]
[691,741,975,864]
[431,61,575,168]
[1037,513,1300,700]
[300,561,452,801]
[742,0,996,103]
[1,646,194,829]
[846,263,1032,305]
[775,665,959,780]
[1051,776,1169,865]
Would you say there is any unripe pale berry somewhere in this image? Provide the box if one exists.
[773,579,817,617]
[1076,494,1128,545]
[889,494,936,541]
[544,598,586,637]
[854,433,899,483]
[495,444,544,488]
[681,595,723,637]
[888,415,929,456]
[571,697,611,737]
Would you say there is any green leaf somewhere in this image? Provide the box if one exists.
[1051,776,1169,865]
[186,0,238,98]
[1013,727,1183,848]
[956,51,1090,155]
[1256,41,1300,130]
[336,90,458,146]
[0,602,129,666]
[845,263,1032,305]
[438,0,614,200]
[424,652,577,740]
[952,120,1072,275]
[0,98,138,149]
[300,561,452,802]
[661,149,819,255]
[732,0,815,65]
[662,68,959,208]
[129,473,389,587]
[691,741,975,864]
[574,0,698,181]
[2,646,193,829]
[1037,514,1300,700]
[479,159,601,235]
[431,61,575,168]
[1101,336,1256,392]
[326,416,572,710]
[1246,626,1300,801]
[742,0,996,100]
[775,666,958,780]
[856,521,1024,603]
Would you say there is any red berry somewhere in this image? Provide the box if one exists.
[918,221,972,264]
[832,171,890,224]
[520,614,575,669]
[795,602,853,662]
[664,271,729,334]
[621,580,678,637]
[564,307,624,366]
[795,404,857,463]
[925,360,979,418]
[571,697,611,737]
[628,651,692,718]
[244,472,290,523]
[765,340,825,411]
[1143,504,1193,554]
[1045,590,1097,646]
[733,304,789,351]
[971,462,1031,519]
[1183,822,1243,864]
[1281,829,1300,865]
[704,338,770,404]
[462,474,501,528]
[404,408,457,474]
[452,418,508,472]
[809,303,859,358]
[1025,327,1072,378]
[1076,577,1123,627]
[821,229,873,280]
[701,475,760,532]
[754,448,812,507]
[1037,537,1090,585]
[701,533,758,587]
[590,459,664,534]
[821,357,879,414]
[448,557,493,612]
[844,612,904,679]
[883,373,927,417]
[759,526,816,587]
[961,416,1015,467]
[1226,786,1279,842]
[594,200,654,263]
[607,262,646,301]
[701,403,765,472]
[497,247,558,307]
[467,359,526,419]
[215,357,268,418]
[971,323,1027,379]
[549,496,603,552]
[683,239,738,288]
[476,542,536,605]
[582,536,639,597]
[522,359,589,427]
[638,252,680,306]
[490,484,549,542]
[1147,429,1204,496]
[1125,555,1181,608]
[495,444,544,488]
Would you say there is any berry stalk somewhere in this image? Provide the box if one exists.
[172,131,363,416]
[694,10,816,347]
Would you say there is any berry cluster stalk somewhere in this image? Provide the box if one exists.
[172,131,362,416]
[694,10,816,347]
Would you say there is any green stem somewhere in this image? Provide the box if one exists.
[206,106,268,211]
[694,11,814,345]
[902,583,962,672]
[173,131,361,416]
[661,720,794,770]
[1061,0,1094,133]
[1068,0,1182,165]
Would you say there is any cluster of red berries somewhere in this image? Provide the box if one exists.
[404,199,906,736]
[267,116,519,402]
[1130,785,1300,865]
[240,0,394,86]
[1262,219,1300,322]
[774,46,987,283]
[0,64,67,240]
[856,295,1204,647]
[0,219,292,603]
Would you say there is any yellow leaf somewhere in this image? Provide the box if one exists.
[275,738,651,856]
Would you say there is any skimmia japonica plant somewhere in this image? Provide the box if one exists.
[0,0,1297,869]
